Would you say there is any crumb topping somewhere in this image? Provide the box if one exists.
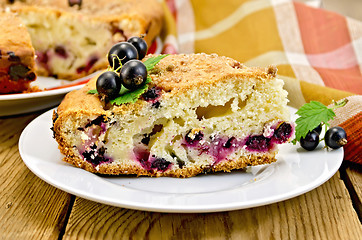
[146,53,275,92]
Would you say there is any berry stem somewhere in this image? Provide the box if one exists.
[112,56,117,71]
[109,53,124,73]
[331,99,348,110]
[115,66,122,73]
[324,123,328,137]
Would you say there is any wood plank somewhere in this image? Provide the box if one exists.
[346,166,362,202]
[63,172,362,240]
[0,114,72,239]
[344,164,362,219]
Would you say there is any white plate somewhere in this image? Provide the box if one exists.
[19,108,343,213]
[0,72,100,117]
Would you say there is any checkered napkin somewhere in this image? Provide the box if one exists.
[159,0,362,164]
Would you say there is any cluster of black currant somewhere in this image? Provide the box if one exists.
[96,37,148,100]
[300,125,347,151]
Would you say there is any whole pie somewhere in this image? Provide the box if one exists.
[0,0,164,90]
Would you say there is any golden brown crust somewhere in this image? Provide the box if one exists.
[0,12,34,55]
[56,77,105,115]
[55,73,149,120]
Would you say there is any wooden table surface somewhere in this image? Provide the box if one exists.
[1,109,361,240]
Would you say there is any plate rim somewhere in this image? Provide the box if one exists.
[0,84,83,100]
[18,108,344,213]
[0,72,100,101]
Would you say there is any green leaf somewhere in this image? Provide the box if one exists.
[295,101,335,141]
[145,75,152,84]
[110,85,149,105]
[143,54,169,71]
[88,89,98,94]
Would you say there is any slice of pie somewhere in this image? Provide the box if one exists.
[0,12,36,94]
[53,53,294,177]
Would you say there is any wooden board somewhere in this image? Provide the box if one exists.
[0,114,72,239]
[345,165,362,220]
[346,167,362,202]
[62,172,362,240]
[1,112,361,239]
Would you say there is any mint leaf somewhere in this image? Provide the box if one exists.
[295,101,335,141]
[110,85,148,105]
[88,89,98,94]
[145,75,152,84]
[144,54,169,71]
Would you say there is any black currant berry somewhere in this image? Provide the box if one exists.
[107,42,138,71]
[96,71,122,99]
[68,0,82,7]
[246,135,270,151]
[151,158,171,171]
[300,130,319,151]
[128,37,148,60]
[185,130,204,145]
[324,126,347,149]
[142,86,161,101]
[313,124,322,135]
[120,60,147,90]
[273,122,292,143]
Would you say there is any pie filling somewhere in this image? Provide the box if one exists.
[36,49,100,77]
[76,115,294,170]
